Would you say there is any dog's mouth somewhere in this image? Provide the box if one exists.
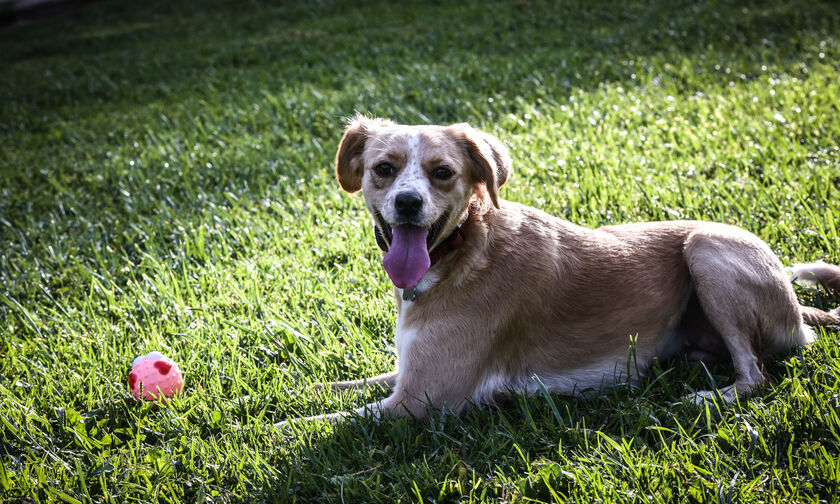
[375,211,449,290]
[375,211,448,251]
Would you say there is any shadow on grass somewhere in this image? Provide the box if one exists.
[265,360,723,499]
[2,0,838,269]
[266,340,840,501]
[2,0,838,124]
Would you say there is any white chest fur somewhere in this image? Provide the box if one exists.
[394,307,418,367]
[394,267,441,361]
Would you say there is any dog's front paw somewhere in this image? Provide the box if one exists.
[274,411,350,431]
[689,384,738,405]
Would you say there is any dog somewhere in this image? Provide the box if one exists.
[277,116,840,428]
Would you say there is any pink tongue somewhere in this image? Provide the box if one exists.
[383,225,430,289]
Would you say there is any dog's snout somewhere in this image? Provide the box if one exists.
[395,191,423,217]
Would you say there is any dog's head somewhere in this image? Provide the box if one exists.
[334,115,511,289]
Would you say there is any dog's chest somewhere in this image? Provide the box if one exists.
[394,307,419,365]
[392,267,443,360]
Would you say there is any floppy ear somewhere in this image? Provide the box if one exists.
[335,115,396,193]
[450,124,511,208]
[335,115,371,193]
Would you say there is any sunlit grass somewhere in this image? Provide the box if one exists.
[1,0,839,501]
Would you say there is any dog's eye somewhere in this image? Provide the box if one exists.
[433,166,453,180]
[374,163,395,177]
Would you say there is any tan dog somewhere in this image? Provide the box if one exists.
[278,116,840,427]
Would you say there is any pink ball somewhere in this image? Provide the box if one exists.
[128,351,184,401]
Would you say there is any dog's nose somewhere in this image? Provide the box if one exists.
[395,191,423,217]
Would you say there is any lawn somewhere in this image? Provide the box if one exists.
[1,0,839,501]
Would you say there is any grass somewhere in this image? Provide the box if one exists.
[1,0,839,501]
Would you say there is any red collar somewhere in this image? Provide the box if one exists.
[428,216,471,265]
[375,208,473,266]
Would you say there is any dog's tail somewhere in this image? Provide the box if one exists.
[790,261,840,326]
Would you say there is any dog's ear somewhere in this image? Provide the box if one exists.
[450,124,511,208]
[335,115,371,193]
[335,115,395,193]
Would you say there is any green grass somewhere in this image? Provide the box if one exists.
[1,0,840,501]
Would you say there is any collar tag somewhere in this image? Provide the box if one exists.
[402,286,417,302]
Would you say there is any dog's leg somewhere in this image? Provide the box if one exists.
[370,324,487,419]
[276,323,486,428]
[684,229,807,403]
[790,261,840,293]
[791,261,840,325]
[276,374,397,430]
[314,371,398,392]
[275,400,388,430]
